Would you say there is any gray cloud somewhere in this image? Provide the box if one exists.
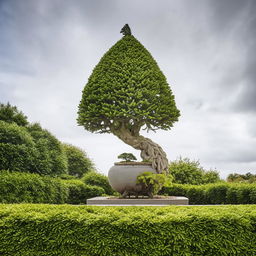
[1,0,256,178]
[206,0,256,113]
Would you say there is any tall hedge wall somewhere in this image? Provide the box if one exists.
[0,204,255,255]
[160,183,256,204]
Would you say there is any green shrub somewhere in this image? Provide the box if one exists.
[0,121,39,173]
[0,121,68,176]
[161,182,256,204]
[0,204,255,255]
[0,120,33,145]
[227,172,256,183]
[168,157,220,185]
[0,171,68,204]
[136,172,171,197]
[62,143,95,178]
[202,169,221,184]
[161,184,208,204]
[62,179,104,204]
[59,174,78,180]
[0,143,36,173]
[185,185,206,204]
[236,185,252,204]
[0,171,105,205]
[27,123,68,176]
[249,187,256,202]
[0,102,28,126]
[206,184,229,204]
[226,186,239,204]
[82,171,114,195]
[161,183,188,196]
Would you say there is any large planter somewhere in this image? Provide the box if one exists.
[108,162,156,194]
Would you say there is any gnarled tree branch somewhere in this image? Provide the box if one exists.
[110,122,168,173]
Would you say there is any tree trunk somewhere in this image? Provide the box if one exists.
[111,125,169,173]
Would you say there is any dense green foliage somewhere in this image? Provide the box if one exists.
[62,179,104,204]
[0,103,69,176]
[0,171,68,204]
[137,172,171,197]
[62,143,95,178]
[0,171,104,204]
[0,120,33,145]
[0,102,28,126]
[169,157,220,185]
[77,33,180,134]
[0,204,255,255]
[227,172,256,183]
[27,123,68,176]
[160,182,256,204]
[82,171,114,195]
[0,121,38,172]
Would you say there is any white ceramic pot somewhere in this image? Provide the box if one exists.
[108,162,156,194]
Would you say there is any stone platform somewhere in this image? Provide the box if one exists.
[87,196,189,206]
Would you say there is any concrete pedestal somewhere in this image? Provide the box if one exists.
[87,196,189,206]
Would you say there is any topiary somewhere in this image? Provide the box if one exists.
[82,171,114,195]
[77,24,180,173]
[62,143,95,178]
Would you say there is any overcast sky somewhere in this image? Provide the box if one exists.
[1,0,256,178]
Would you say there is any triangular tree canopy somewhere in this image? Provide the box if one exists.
[78,26,180,134]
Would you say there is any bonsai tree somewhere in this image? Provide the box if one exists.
[118,152,137,162]
[77,24,180,173]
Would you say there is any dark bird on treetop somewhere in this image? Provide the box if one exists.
[120,24,132,36]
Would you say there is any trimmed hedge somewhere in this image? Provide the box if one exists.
[62,179,105,204]
[0,171,68,204]
[0,204,255,255]
[82,171,114,195]
[160,183,256,204]
[0,171,104,204]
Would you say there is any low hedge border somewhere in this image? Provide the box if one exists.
[0,204,255,255]
[160,183,256,204]
[62,179,105,204]
[0,171,68,204]
[0,171,104,204]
